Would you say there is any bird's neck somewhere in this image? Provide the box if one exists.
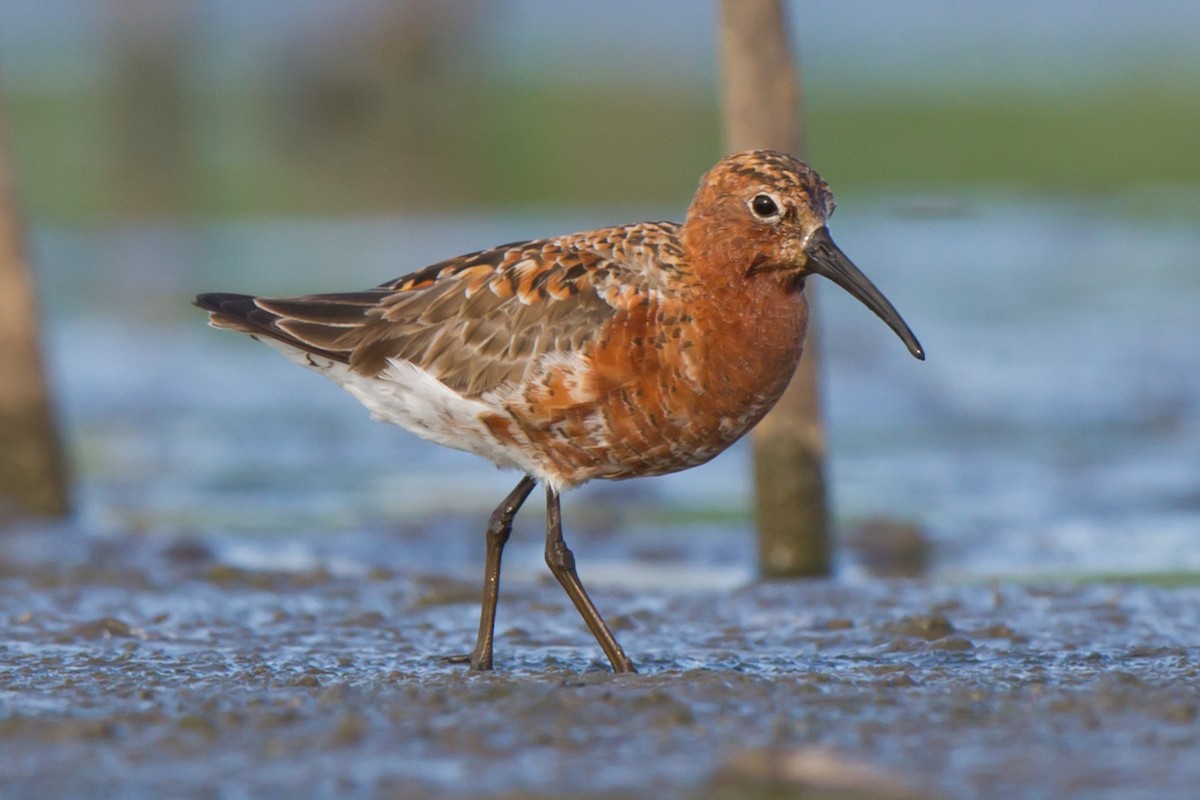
[677,217,810,420]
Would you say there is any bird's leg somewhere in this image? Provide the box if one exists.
[543,486,637,673]
[446,474,537,671]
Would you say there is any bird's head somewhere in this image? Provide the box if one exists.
[685,149,924,360]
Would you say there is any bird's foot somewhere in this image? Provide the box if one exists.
[442,652,492,671]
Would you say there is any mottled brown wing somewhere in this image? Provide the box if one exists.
[198,224,680,398]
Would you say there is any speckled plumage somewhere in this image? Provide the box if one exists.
[196,150,923,672]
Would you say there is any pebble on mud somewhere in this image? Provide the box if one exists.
[880,614,956,640]
[843,517,932,578]
[160,536,215,564]
[63,617,142,641]
[706,746,938,800]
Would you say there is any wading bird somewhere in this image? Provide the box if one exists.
[197,150,924,673]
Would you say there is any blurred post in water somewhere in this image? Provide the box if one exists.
[0,98,70,520]
[718,0,830,577]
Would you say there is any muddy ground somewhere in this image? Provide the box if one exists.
[1,524,1198,800]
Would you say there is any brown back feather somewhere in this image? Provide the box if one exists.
[198,223,684,398]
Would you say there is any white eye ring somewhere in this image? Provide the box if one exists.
[749,193,783,221]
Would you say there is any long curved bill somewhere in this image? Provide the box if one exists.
[804,227,925,360]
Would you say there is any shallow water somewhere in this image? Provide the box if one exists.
[2,525,1199,799]
[6,197,1200,797]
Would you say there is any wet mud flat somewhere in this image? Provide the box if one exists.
[1,526,1198,800]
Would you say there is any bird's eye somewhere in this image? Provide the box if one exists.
[750,194,780,220]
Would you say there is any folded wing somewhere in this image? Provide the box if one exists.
[196,223,679,399]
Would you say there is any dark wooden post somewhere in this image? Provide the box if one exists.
[0,100,71,519]
[718,0,830,576]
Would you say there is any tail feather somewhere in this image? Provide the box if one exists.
[194,292,351,364]
[195,292,259,333]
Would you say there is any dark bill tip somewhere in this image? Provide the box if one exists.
[803,227,925,360]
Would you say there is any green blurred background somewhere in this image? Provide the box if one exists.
[3,0,1198,225]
